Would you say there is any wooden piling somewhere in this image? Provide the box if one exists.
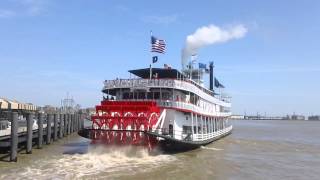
[46,114,52,144]
[73,114,75,132]
[37,113,44,149]
[66,114,69,135]
[64,114,67,136]
[10,112,18,162]
[76,114,79,132]
[74,114,77,132]
[71,114,74,133]
[53,114,58,141]
[70,114,72,133]
[26,112,33,154]
[59,114,63,138]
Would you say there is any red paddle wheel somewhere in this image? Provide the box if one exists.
[90,101,161,149]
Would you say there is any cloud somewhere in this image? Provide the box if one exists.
[181,24,248,68]
[141,14,179,25]
[0,9,16,18]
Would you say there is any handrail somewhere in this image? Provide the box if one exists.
[150,125,233,142]
[104,78,231,104]
[105,99,231,117]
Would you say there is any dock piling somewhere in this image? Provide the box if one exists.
[46,114,52,144]
[10,112,18,162]
[76,114,79,132]
[59,114,63,138]
[53,114,58,141]
[68,114,71,135]
[37,113,43,149]
[63,114,67,136]
[71,114,74,133]
[26,112,33,154]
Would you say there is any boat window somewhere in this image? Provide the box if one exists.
[138,92,145,99]
[162,92,171,100]
[154,92,160,99]
[182,126,192,134]
[123,92,130,99]
[147,92,153,99]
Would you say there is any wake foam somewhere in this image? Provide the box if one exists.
[200,146,223,151]
[1,145,176,179]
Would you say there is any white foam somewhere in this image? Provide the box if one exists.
[1,146,176,179]
[200,146,223,151]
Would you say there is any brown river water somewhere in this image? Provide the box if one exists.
[0,120,319,180]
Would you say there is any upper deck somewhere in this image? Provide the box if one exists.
[103,78,231,108]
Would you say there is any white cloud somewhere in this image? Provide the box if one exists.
[141,14,179,24]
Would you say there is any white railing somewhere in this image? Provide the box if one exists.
[104,79,231,107]
[157,100,231,117]
[192,125,233,141]
[112,98,231,117]
[152,125,233,142]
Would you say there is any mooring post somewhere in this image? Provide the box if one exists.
[80,114,84,129]
[64,114,67,136]
[76,114,79,132]
[53,114,58,141]
[26,112,34,154]
[73,113,77,132]
[75,114,77,132]
[74,114,77,132]
[37,113,44,149]
[46,114,52,144]
[10,112,18,162]
[70,114,73,133]
[59,114,63,138]
[67,114,71,135]
[71,114,74,133]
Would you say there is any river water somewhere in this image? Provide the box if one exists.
[0,120,319,180]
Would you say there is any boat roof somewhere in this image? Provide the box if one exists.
[129,68,187,79]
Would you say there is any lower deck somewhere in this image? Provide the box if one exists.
[157,109,230,142]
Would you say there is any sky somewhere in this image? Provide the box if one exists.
[0,0,319,116]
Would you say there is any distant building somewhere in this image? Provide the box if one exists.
[230,115,245,120]
[308,115,320,121]
[289,114,305,120]
[0,97,37,112]
[40,105,58,114]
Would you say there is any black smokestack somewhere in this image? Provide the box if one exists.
[209,61,214,91]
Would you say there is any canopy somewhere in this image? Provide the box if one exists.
[129,68,186,79]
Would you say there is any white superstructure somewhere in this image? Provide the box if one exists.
[102,63,232,143]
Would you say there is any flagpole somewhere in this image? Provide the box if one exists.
[150,30,153,80]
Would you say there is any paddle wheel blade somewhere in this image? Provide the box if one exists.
[79,101,161,149]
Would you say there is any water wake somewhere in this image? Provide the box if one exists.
[200,146,223,151]
[1,145,176,179]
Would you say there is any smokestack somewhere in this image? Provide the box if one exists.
[209,61,214,91]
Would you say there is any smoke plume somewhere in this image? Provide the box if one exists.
[181,24,248,68]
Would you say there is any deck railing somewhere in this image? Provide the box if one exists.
[151,125,233,142]
[104,78,231,105]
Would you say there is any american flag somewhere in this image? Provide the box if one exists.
[151,36,166,54]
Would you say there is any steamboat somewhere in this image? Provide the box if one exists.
[79,60,232,152]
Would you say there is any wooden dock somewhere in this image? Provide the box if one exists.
[0,111,84,162]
